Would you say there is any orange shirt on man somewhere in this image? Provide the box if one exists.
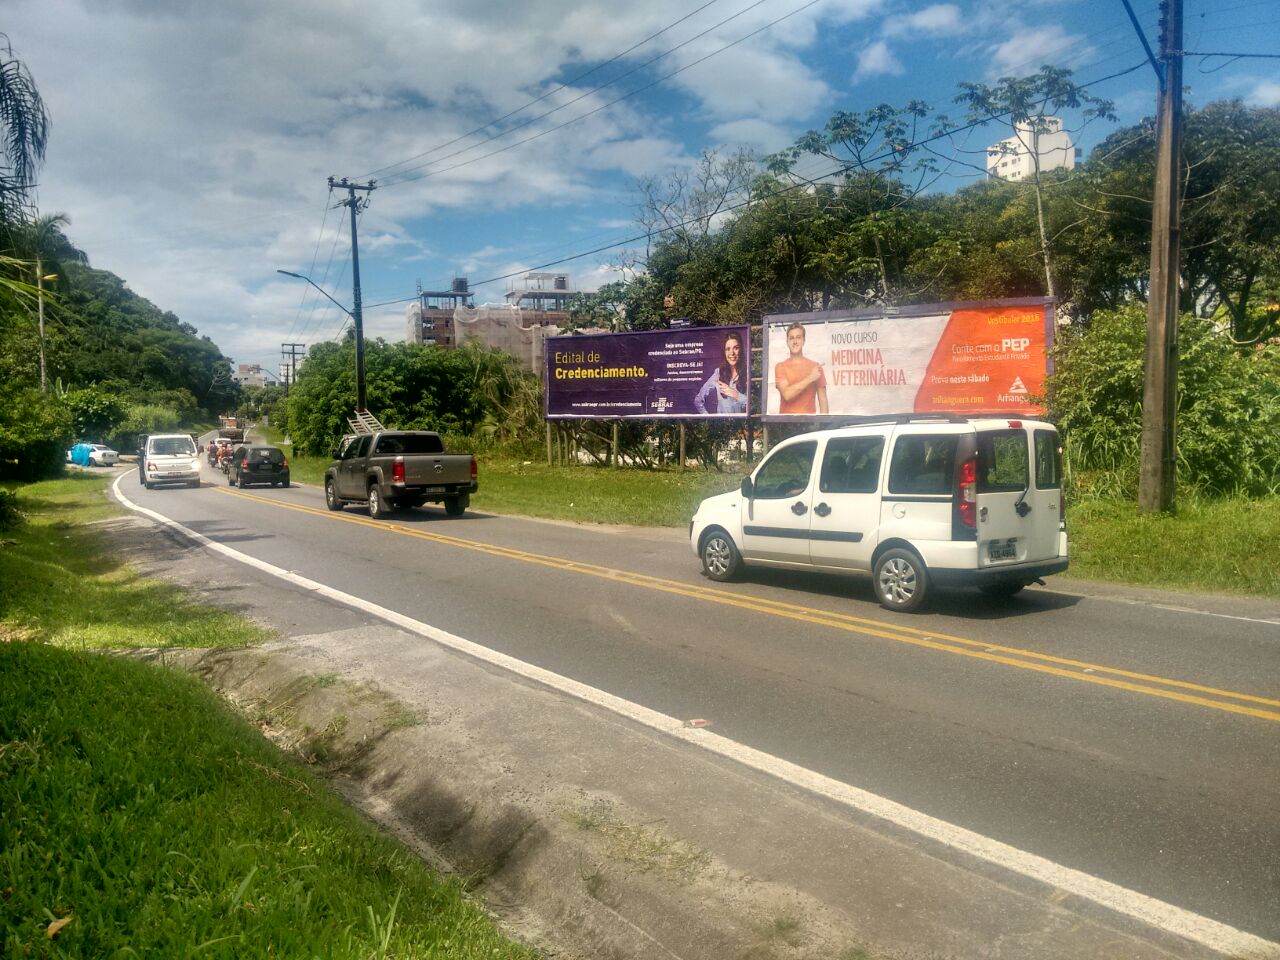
[774,357,826,414]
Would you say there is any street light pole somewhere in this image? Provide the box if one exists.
[276,269,367,410]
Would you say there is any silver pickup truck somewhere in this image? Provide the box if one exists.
[324,430,478,519]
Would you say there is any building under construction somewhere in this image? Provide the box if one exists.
[405,272,589,372]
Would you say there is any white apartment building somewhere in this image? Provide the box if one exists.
[986,117,1081,181]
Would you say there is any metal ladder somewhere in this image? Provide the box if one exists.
[346,410,386,435]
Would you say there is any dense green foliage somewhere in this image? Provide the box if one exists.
[0,385,73,480]
[287,337,541,456]
[1049,307,1280,496]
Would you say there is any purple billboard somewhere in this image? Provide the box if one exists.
[545,326,751,419]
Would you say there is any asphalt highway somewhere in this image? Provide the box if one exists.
[120,457,1280,944]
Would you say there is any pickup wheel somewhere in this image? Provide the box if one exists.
[444,494,468,518]
[367,485,390,520]
[324,479,343,512]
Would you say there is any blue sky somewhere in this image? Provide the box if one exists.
[12,0,1279,374]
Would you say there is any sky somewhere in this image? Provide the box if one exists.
[9,0,1279,375]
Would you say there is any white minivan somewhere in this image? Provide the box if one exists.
[690,417,1068,611]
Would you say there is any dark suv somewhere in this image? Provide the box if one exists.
[226,445,290,488]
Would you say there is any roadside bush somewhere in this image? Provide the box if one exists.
[0,489,23,530]
[64,386,129,442]
[0,387,74,481]
[108,402,182,454]
[1049,305,1280,497]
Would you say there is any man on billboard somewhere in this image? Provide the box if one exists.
[774,323,828,414]
[694,330,749,414]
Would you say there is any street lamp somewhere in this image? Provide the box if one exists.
[276,269,367,412]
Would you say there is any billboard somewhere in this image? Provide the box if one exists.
[762,300,1053,419]
[545,326,751,419]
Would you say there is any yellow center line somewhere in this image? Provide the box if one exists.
[211,486,1280,722]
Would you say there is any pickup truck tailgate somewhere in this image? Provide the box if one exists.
[403,455,472,487]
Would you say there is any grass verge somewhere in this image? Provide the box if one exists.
[0,475,263,648]
[0,475,538,957]
[1064,494,1280,597]
[0,643,538,958]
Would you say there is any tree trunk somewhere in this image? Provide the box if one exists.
[37,256,47,393]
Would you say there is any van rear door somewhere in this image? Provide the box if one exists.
[974,426,1058,566]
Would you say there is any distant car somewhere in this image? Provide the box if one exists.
[138,433,201,489]
[226,444,290,488]
[87,444,119,466]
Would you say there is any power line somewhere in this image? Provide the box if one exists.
[465,61,1148,288]
[359,0,728,180]
[378,0,826,188]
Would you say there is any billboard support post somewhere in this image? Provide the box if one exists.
[679,422,686,472]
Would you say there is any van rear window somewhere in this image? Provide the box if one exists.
[977,430,1028,493]
[1034,429,1062,489]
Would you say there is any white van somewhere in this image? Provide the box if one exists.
[689,417,1068,611]
[138,433,202,489]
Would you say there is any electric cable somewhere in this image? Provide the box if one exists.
[378,0,827,188]
[359,0,728,180]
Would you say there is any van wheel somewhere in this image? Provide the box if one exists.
[874,548,929,612]
[325,479,343,511]
[980,582,1025,599]
[701,529,741,582]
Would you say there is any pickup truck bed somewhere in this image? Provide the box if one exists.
[324,430,477,519]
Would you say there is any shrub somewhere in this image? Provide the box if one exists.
[1049,305,1280,497]
[0,387,74,482]
[0,489,23,530]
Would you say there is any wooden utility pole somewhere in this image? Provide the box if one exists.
[1137,0,1182,513]
[330,176,376,413]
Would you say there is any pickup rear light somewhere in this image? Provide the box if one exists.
[392,456,405,484]
[958,457,977,528]
[470,456,477,481]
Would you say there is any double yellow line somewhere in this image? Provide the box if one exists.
[213,486,1280,723]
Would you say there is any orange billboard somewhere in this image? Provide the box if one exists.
[762,300,1054,419]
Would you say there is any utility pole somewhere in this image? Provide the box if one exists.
[329,176,376,412]
[281,342,305,397]
[1137,0,1182,514]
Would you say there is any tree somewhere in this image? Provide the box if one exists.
[11,212,87,391]
[0,33,49,225]
[955,66,1114,308]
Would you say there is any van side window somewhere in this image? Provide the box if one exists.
[977,430,1029,493]
[888,435,956,495]
[753,441,817,499]
[820,437,884,493]
[1034,430,1062,489]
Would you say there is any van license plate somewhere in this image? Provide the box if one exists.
[988,540,1017,561]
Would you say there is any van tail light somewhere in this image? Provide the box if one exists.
[958,456,977,528]
[392,456,405,484]
[470,456,478,481]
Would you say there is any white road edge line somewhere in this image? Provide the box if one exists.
[112,474,1280,960]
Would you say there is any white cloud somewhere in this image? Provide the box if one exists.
[854,40,904,81]
[1248,80,1280,107]
[883,4,963,38]
[709,118,795,153]
[988,25,1091,77]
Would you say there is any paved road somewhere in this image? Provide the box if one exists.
[119,457,1280,943]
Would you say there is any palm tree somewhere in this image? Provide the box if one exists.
[0,33,50,225]
[14,213,87,391]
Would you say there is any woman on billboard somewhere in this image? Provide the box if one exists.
[694,331,748,414]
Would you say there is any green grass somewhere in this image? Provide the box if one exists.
[0,642,539,959]
[0,476,264,649]
[1064,494,1280,597]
